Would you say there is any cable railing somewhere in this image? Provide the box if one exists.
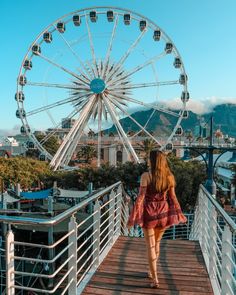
[2,181,235,294]
[0,181,125,295]
[190,184,236,295]
[123,213,194,239]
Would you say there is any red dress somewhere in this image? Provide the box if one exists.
[127,183,187,229]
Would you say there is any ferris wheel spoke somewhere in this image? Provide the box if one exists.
[53,24,93,81]
[106,29,148,82]
[116,94,180,118]
[102,102,108,121]
[102,15,119,78]
[106,93,128,107]
[102,94,140,163]
[109,80,179,91]
[26,94,88,117]
[40,108,79,145]
[107,94,161,146]
[86,60,96,77]
[91,101,98,120]
[50,95,96,170]
[27,81,88,90]
[38,53,90,86]
[106,51,166,87]
[85,14,99,77]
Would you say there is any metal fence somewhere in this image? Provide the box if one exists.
[190,184,236,295]
[0,182,126,295]
[2,181,233,294]
[123,213,194,239]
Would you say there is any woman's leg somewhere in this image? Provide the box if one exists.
[143,228,158,283]
[154,227,165,260]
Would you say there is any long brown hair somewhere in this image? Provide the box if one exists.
[149,150,175,193]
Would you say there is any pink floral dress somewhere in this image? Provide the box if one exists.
[127,183,187,229]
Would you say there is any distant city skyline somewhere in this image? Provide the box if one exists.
[1,0,236,136]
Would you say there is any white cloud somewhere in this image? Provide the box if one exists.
[160,96,236,114]
[0,125,21,137]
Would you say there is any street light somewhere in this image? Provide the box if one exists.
[182,117,236,196]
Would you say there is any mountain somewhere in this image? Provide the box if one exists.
[106,103,236,137]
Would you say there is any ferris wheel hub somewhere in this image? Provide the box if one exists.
[90,78,106,94]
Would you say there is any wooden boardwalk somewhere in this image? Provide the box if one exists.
[82,236,214,295]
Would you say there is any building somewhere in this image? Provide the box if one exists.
[0,136,27,156]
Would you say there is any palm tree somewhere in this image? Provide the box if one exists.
[88,129,95,138]
[138,138,156,162]
[109,132,115,137]
[77,145,97,164]
[127,130,135,137]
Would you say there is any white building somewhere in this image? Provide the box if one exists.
[0,136,26,156]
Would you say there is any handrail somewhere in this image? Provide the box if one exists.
[0,181,121,226]
[200,184,236,232]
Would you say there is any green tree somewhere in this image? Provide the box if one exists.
[34,134,60,156]
[88,129,95,138]
[77,145,97,164]
[168,155,206,211]
[138,138,157,162]
[0,157,52,189]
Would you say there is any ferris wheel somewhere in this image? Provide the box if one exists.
[15,6,189,170]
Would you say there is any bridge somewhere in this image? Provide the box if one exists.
[0,182,235,294]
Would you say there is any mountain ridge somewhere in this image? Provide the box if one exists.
[107,103,236,137]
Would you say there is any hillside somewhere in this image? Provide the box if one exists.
[106,103,236,137]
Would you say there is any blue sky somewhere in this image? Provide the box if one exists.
[1,0,236,136]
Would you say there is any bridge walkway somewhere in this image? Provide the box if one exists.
[82,236,213,295]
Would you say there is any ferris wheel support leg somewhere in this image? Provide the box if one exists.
[50,96,95,170]
[102,95,140,163]
[63,98,97,167]
[97,98,102,167]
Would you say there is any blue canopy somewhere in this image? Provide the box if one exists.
[20,189,52,200]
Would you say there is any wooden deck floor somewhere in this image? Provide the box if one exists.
[82,236,214,295]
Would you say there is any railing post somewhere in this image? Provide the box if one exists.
[68,215,78,295]
[116,185,122,236]
[199,190,207,254]
[6,229,15,295]
[208,205,217,280]
[15,183,21,210]
[172,225,176,240]
[221,225,233,295]
[92,199,101,266]
[108,190,115,245]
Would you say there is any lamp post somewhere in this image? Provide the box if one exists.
[182,117,236,196]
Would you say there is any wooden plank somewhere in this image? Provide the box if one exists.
[95,270,211,283]
[81,236,214,294]
[89,275,213,293]
[98,264,209,277]
[83,286,213,295]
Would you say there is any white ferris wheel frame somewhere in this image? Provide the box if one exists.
[16,6,188,170]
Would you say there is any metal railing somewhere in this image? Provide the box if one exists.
[190,184,236,295]
[124,213,194,239]
[0,181,127,295]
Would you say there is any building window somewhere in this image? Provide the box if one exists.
[116,151,122,163]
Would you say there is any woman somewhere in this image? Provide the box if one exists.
[127,150,187,288]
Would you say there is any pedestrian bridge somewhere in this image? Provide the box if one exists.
[0,182,235,294]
